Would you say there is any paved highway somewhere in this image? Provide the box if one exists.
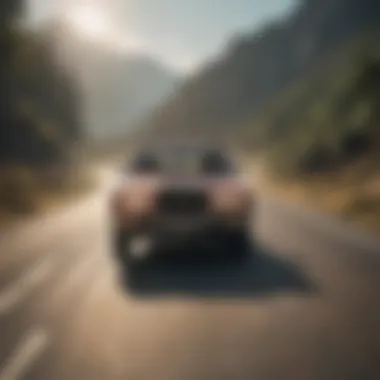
[0,167,379,380]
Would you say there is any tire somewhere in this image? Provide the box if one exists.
[226,230,252,262]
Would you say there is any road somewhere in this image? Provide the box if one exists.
[0,166,380,380]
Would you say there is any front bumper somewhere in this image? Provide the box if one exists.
[115,212,251,252]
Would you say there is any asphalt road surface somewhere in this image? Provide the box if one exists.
[0,167,380,380]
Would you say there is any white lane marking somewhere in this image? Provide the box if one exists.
[0,226,100,277]
[0,328,50,380]
[0,257,54,314]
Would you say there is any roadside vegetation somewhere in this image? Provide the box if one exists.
[248,36,380,233]
[0,1,95,225]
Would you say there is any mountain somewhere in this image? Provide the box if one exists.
[79,51,180,139]
[39,20,180,140]
[148,0,380,141]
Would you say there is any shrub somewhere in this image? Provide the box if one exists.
[0,167,40,214]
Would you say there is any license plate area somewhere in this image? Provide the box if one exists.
[158,216,208,234]
[157,189,207,216]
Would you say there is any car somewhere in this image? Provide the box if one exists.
[109,140,255,274]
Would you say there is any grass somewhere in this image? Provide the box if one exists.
[37,169,98,213]
[254,155,380,235]
[0,165,98,228]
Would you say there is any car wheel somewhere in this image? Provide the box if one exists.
[226,230,252,261]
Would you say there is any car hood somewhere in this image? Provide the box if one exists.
[118,174,250,193]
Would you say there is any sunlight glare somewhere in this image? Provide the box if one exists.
[66,4,110,40]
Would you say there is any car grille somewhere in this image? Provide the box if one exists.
[157,189,207,216]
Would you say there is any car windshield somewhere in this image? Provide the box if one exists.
[130,146,234,176]
[131,152,160,174]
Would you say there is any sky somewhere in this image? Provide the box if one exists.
[26,0,297,73]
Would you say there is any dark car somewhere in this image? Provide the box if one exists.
[109,140,255,273]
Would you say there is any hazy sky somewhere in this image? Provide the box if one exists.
[27,0,297,72]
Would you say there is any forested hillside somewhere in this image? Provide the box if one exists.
[0,1,86,215]
[150,0,380,149]
[251,43,380,175]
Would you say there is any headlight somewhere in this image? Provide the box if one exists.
[124,190,155,214]
[126,192,152,212]
[111,179,159,220]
